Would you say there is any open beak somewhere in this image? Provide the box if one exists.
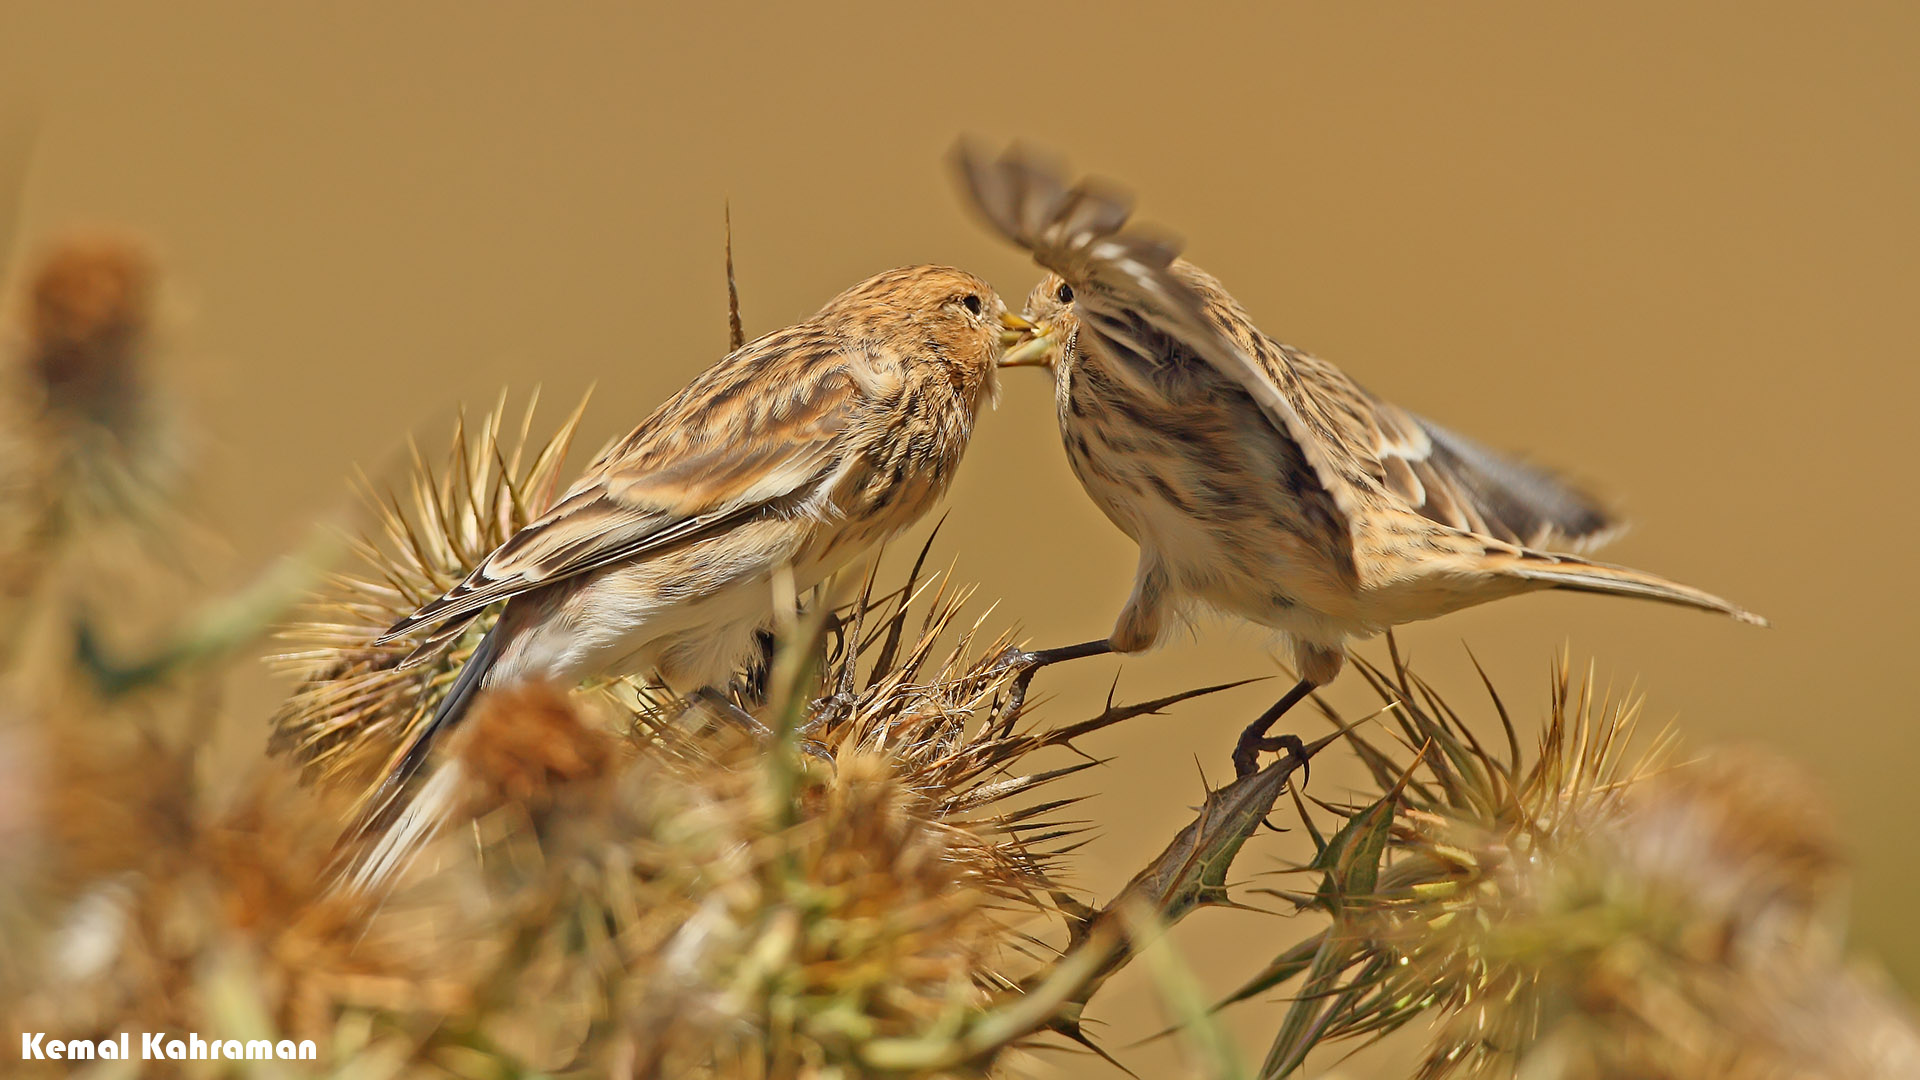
[996,310,1032,347]
[998,315,1057,368]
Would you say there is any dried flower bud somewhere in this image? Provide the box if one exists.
[451,682,613,816]
[25,235,154,427]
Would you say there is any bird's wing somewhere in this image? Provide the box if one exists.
[375,328,863,644]
[951,143,1372,526]
[954,143,1619,557]
[1373,405,1617,549]
[1282,342,1619,549]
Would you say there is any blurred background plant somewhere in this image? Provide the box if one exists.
[2,212,1917,1080]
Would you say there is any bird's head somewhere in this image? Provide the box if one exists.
[1000,272,1074,373]
[823,265,1036,388]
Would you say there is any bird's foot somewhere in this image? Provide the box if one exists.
[694,687,838,773]
[802,690,859,737]
[797,738,837,771]
[1233,731,1309,783]
[1232,678,1317,780]
[989,638,1115,721]
[693,687,771,739]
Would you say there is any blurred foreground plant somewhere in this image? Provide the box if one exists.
[1227,644,1920,1079]
[9,378,1318,1077]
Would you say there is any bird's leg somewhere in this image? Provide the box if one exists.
[991,638,1115,721]
[799,692,852,737]
[691,686,772,738]
[736,628,778,708]
[1232,678,1316,780]
[802,612,859,738]
[691,686,835,768]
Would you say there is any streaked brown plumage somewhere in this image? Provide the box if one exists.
[955,143,1764,776]
[348,264,1027,886]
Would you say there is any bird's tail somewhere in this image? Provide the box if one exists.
[1497,550,1768,626]
[333,622,504,895]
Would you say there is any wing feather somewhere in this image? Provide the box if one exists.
[952,143,1369,529]
[1282,341,1618,548]
[954,142,1619,555]
[375,328,863,645]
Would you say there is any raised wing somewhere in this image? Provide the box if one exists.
[951,142,1371,527]
[1255,336,1615,548]
[1369,401,1617,550]
[955,142,1619,556]
[374,325,863,645]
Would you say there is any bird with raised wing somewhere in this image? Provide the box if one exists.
[346,264,1032,888]
[952,143,1764,778]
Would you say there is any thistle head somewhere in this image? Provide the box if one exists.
[268,393,587,789]
[23,234,155,429]
[1247,646,1918,1080]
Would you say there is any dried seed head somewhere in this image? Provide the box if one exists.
[268,394,587,789]
[1247,647,1920,1080]
[25,234,155,426]
[450,681,615,817]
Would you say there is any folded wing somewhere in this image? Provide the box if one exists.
[375,329,862,647]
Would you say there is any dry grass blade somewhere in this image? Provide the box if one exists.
[724,200,745,352]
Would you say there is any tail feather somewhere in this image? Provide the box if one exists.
[395,610,481,670]
[1504,553,1768,627]
[338,760,468,896]
[333,622,504,894]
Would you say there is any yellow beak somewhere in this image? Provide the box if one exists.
[999,320,1057,368]
[996,311,1034,348]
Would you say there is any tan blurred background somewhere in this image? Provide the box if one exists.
[3,3,1916,1075]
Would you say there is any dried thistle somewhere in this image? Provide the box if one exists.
[3,691,494,1077]
[0,233,187,669]
[1234,643,1920,1080]
[24,235,154,426]
[9,233,187,528]
[268,392,587,789]
[252,386,1315,1074]
[330,544,1288,1078]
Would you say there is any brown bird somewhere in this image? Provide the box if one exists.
[954,143,1764,777]
[350,264,1030,886]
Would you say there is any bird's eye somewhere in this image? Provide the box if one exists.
[962,294,983,315]
[1056,283,1074,304]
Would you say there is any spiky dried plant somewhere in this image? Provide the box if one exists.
[404,679,1057,1077]
[10,497,1291,1079]
[250,384,1345,1076]
[2,681,500,1078]
[0,226,1313,1077]
[1,232,189,671]
[268,393,588,790]
[1230,643,1920,1080]
[15,234,194,534]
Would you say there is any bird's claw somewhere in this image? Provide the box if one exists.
[989,645,1043,677]
[802,690,859,736]
[1232,731,1310,786]
[988,639,1115,725]
[798,738,837,774]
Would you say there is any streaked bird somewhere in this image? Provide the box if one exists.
[954,143,1764,777]
[348,264,1031,887]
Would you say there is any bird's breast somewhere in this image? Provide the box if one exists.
[1057,348,1361,622]
[810,376,977,564]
